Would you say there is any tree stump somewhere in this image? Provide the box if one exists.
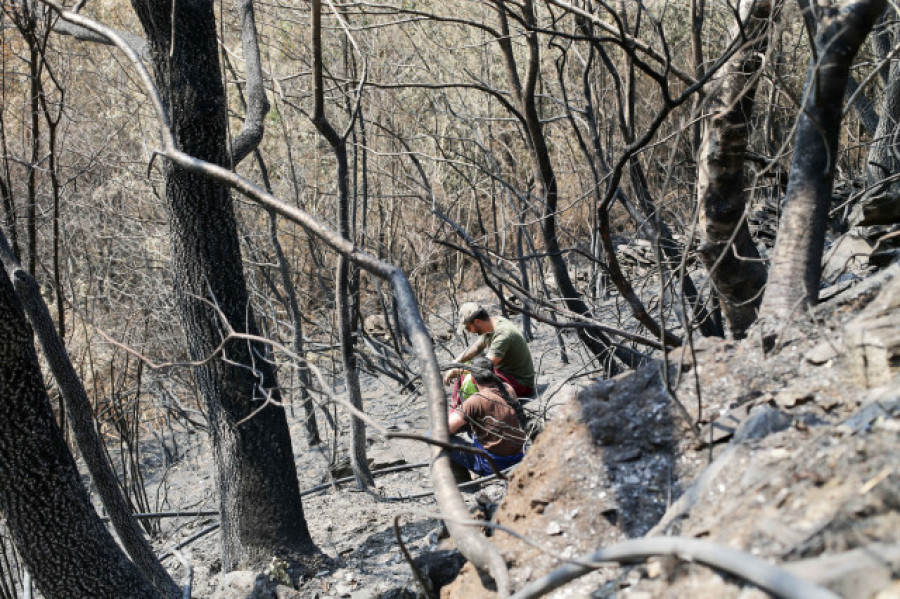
[844,272,900,387]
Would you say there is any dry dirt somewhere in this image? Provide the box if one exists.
[135,270,899,599]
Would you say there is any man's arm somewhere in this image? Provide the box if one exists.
[443,337,487,384]
[455,336,487,364]
[448,409,467,435]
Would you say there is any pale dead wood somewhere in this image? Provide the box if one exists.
[509,537,841,599]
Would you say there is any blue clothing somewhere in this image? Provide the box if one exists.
[448,435,524,477]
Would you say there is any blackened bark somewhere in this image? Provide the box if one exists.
[0,269,161,598]
[697,0,772,338]
[130,0,316,569]
[230,0,269,166]
[0,233,179,598]
[761,0,885,320]
[800,0,881,138]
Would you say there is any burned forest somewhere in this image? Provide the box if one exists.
[0,0,897,597]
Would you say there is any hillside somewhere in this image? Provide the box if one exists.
[445,264,900,598]
[144,263,900,599]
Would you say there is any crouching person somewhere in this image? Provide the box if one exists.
[447,357,526,478]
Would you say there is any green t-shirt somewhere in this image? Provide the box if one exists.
[483,317,535,388]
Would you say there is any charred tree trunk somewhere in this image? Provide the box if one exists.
[866,7,900,186]
[761,0,885,321]
[0,233,179,597]
[0,269,162,599]
[310,0,374,490]
[800,0,881,137]
[130,0,316,569]
[696,0,773,338]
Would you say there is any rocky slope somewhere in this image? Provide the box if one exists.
[443,266,900,598]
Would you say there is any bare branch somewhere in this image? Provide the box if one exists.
[540,0,697,85]
[229,0,270,166]
[509,536,840,599]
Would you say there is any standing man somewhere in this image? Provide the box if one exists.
[443,302,535,398]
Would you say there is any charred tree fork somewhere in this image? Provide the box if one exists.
[38,2,512,595]
[0,245,165,598]
[0,232,180,597]
[761,0,887,321]
[128,0,316,571]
